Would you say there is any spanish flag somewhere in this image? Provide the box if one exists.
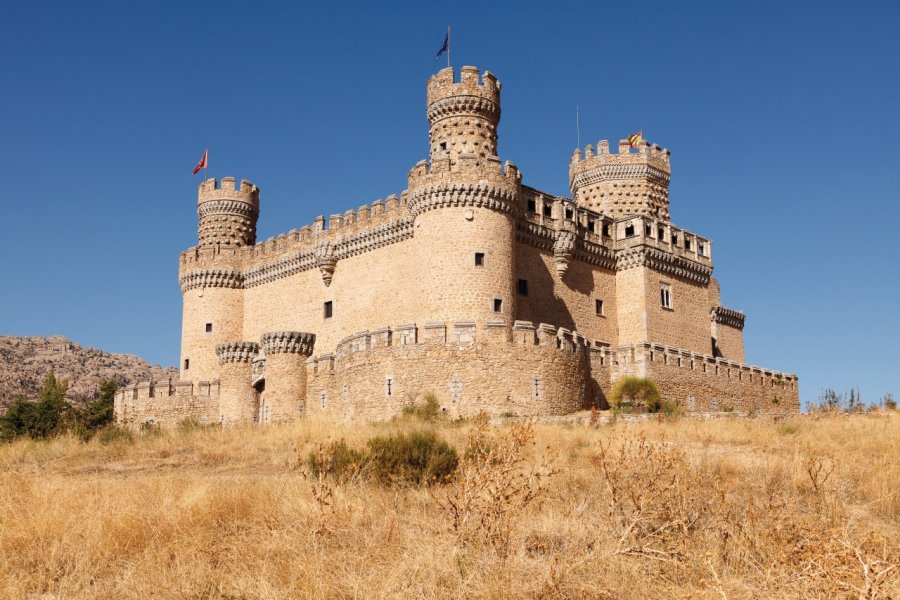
[627,130,643,149]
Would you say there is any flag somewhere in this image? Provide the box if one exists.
[627,131,643,149]
[435,31,449,60]
[192,149,208,175]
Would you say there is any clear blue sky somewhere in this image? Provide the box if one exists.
[1,1,897,407]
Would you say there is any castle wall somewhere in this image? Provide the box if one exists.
[644,269,714,354]
[614,343,799,413]
[181,286,244,383]
[712,321,745,363]
[304,321,591,421]
[514,242,618,345]
[114,380,219,428]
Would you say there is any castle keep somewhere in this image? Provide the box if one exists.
[115,66,799,427]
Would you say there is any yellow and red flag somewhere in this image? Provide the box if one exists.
[627,130,643,149]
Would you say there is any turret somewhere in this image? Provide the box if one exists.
[408,67,520,326]
[569,139,671,220]
[197,177,260,247]
[426,66,500,164]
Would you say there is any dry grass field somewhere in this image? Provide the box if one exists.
[1,412,897,599]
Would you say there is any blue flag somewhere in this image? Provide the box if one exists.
[435,31,449,60]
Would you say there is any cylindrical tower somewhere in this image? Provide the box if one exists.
[215,341,259,424]
[197,177,259,247]
[259,331,316,423]
[427,66,500,163]
[569,139,671,220]
[178,177,257,383]
[409,67,520,327]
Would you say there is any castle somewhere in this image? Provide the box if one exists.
[114,65,799,427]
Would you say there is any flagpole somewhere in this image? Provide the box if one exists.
[576,105,580,149]
[447,26,451,68]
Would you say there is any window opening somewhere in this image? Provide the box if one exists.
[517,279,528,296]
[184,358,190,370]
[624,224,635,237]
[323,301,333,319]
[474,252,485,267]
[660,283,672,309]
[595,299,604,316]
[527,199,536,212]
[493,298,503,312]
[205,323,212,333]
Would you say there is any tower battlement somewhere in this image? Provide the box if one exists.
[196,177,260,248]
[569,139,672,221]
[426,66,500,107]
[426,66,501,164]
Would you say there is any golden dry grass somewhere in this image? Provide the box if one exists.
[0,413,898,599]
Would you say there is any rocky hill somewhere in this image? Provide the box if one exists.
[0,336,178,407]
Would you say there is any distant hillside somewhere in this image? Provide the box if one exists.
[0,335,178,407]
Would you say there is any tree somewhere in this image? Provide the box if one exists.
[609,377,662,413]
[0,372,69,441]
[80,380,118,432]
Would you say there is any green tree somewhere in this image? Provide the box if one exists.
[608,376,663,413]
[0,371,69,441]
[81,380,118,432]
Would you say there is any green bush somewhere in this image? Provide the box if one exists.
[401,393,442,422]
[366,430,458,485]
[307,438,366,481]
[0,372,69,441]
[608,377,662,414]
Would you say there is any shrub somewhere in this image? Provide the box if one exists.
[366,430,458,485]
[608,377,662,414]
[0,372,69,441]
[96,424,134,445]
[401,393,442,422]
[307,439,366,481]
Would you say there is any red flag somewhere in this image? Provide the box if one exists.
[192,149,208,175]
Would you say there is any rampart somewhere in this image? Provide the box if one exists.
[114,380,220,428]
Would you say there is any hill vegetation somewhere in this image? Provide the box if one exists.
[0,410,897,598]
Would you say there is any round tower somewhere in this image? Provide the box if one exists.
[409,67,520,327]
[197,177,259,247]
[427,66,500,163]
[569,139,671,220]
[178,177,257,385]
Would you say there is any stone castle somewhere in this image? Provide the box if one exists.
[115,65,799,427]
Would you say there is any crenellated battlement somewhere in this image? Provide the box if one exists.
[197,177,259,206]
[569,139,672,221]
[196,177,260,248]
[426,66,500,111]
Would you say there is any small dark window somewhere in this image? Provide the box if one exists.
[602,223,610,237]
[517,279,528,296]
[698,242,705,256]
[565,208,573,220]
[624,224,635,237]
[474,252,485,267]
[205,323,212,333]
[588,219,595,233]
[493,298,503,312]
[184,358,190,370]
[660,284,672,309]
[543,204,552,217]
[658,227,665,240]
[595,299,604,316]
[684,238,692,250]
[324,301,333,319]
[527,199,536,212]
[671,233,678,244]
[439,142,447,151]
[645,224,652,236]
[386,378,394,397]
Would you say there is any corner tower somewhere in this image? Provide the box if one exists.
[569,139,671,220]
[197,177,259,247]
[427,66,500,163]
[409,66,520,325]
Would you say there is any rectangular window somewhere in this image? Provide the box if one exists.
[205,323,212,333]
[658,227,665,240]
[439,142,447,151]
[184,358,190,370]
[527,199,536,212]
[493,298,503,312]
[543,204,552,217]
[517,279,528,296]
[624,224,635,237]
[323,301,333,319]
[671,233,678,244]
[565,207,573,220]
[474,252,485,267]
[698,242,705,256]
[588,219,595,233]
[602,223,610,237]
[645,223,652,236]
[660,283,672,309]
[684,238,692,251]
[595,299,604,316]
[386,378,393,397]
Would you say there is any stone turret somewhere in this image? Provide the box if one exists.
[197,177,260,247]
[260,331,316,423]
[426,66,500,164]
[569,139,671,220]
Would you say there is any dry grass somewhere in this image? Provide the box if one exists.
[0,413,898,599]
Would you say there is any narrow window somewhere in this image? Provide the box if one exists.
[671,233,678,244]
[624,224,635,237]
[323,301,333,319]
[439,141,447,151]
[698,242,705,256]
[658,227,665,240]
[517,279,528,296]
[493,298,503,312]
[386,378,393,397]
[527,199,536,212]
[474,252,485,267]
[588,219,595,233]
[543,204,552,217]
[602,223,610,237]
[184,358,190,370]
[565,207,573,220]
[645,223,652,236]
[684,238,692,251]
[660,283,672,309]
[320,391,326,408]
[205,322,212,333]
[595,299,604,316]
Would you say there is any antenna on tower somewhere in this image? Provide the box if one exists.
[576,105,580,149]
